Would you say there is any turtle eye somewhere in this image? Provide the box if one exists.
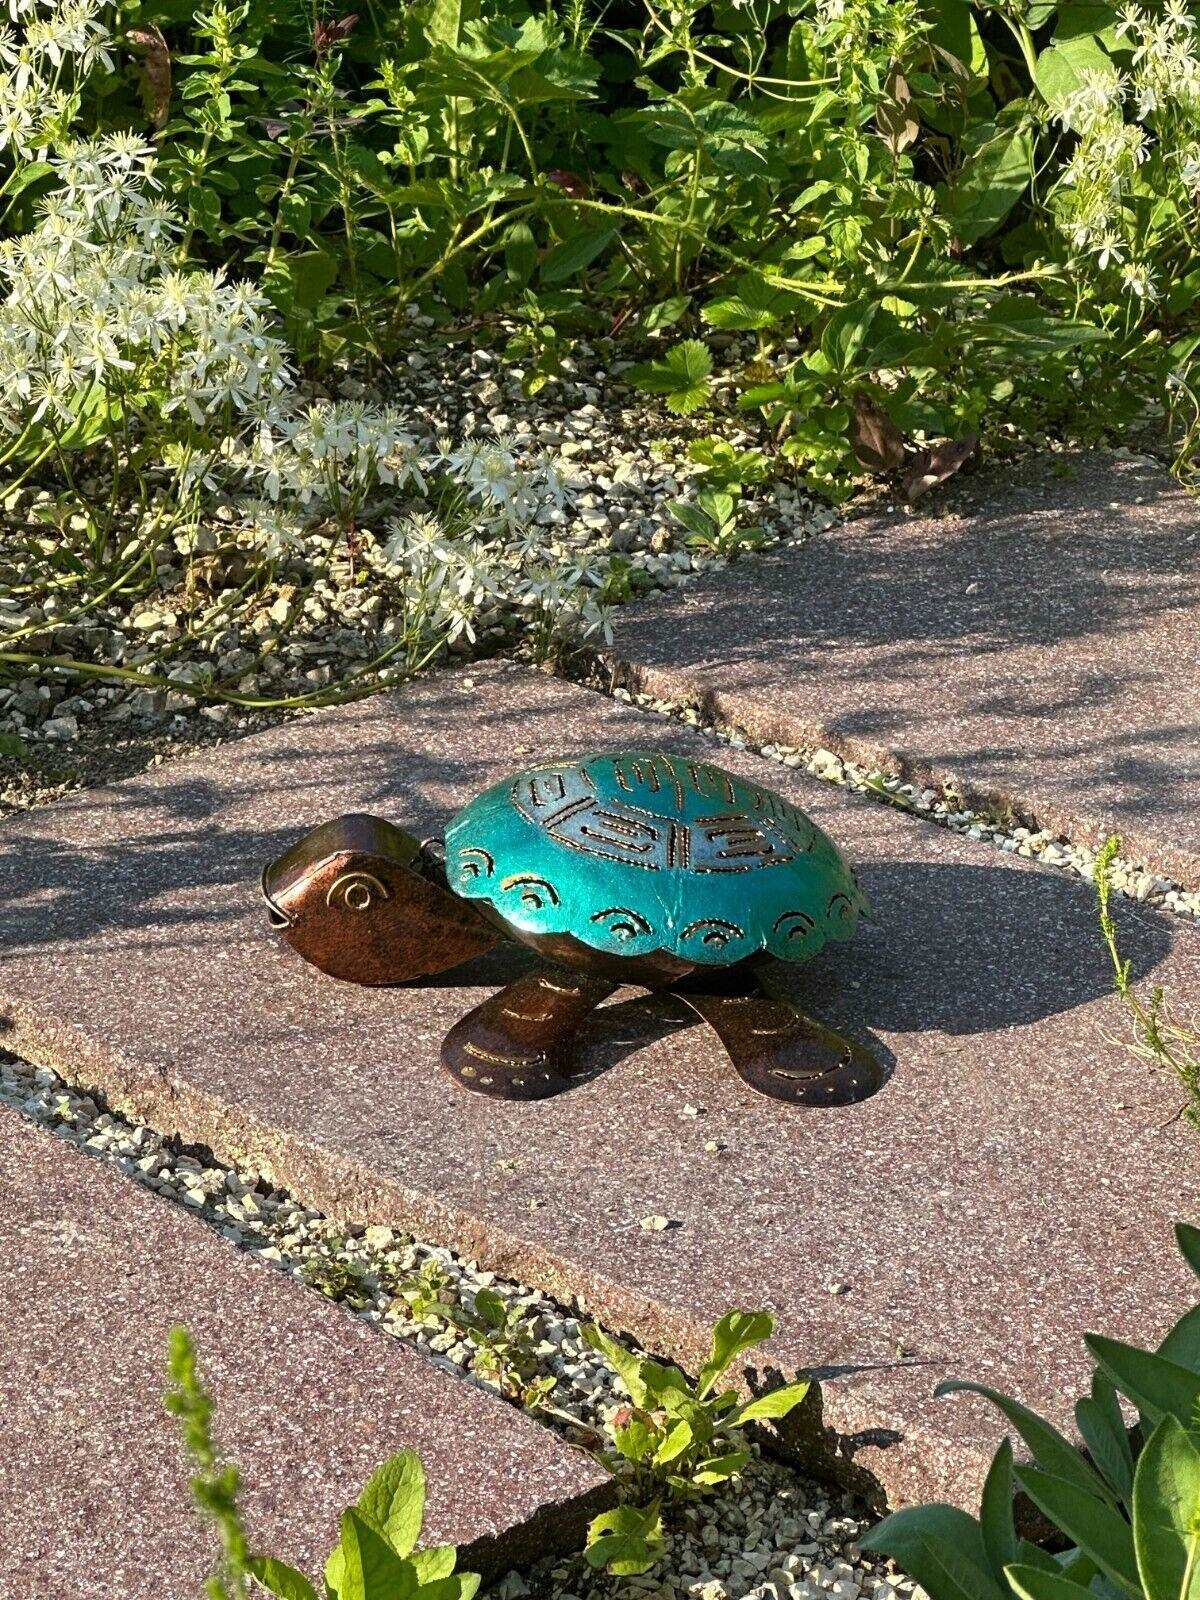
[681,916,745,949]
[590,906,652,943]
[501,873,560,910]
[326,870,391,914]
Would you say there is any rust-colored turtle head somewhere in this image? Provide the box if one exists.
[261,813,498,986]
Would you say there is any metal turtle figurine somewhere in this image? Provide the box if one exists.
[261,750,881,1107]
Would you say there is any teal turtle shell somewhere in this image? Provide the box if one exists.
[444,751,869,967]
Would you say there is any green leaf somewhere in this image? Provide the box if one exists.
[614,1417,656,1463]
[736,1380,811,1424]
[337,1509,418,1600]
[1012,1466,1139,1596]
[927,0,988,76]
[418,1576,480,1600]
[1054,3,1121,49]
[585,1503,666,1577]
[691,1448,750,1484]
[941,124,1032,245]
[1177,1224,1200,1283]
[625,339,713,416]
[582,1325,649,1407]
[1034,34,1115,110]
[1075,1375,1135,1502]
[936,1381,1114,1504]
[539,225,616,285]
[861,1503,1005,1600]
[1087,1335,1200,1430]
[1133,1417,1200,1600]
[980,1440,1019,1586]
[247,1556,320,1600]
[356,1452,425,1558]
[702,274,797,332]
[699,1311,774,1395]
[653,1418,695,1466]
[473,1289,508,1331]
[428,0,477,49]
[638,296,689,334]
[820,303,878,377]
[265,249,338,315]
[409,1548,456,1584]
[1004,1563,1097,1600]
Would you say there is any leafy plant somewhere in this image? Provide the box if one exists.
[582,1310,810,1575]
[166,1326,482,1600]
[396,1271,556,1411]
[864,1222,1200,1600]
[1095,836,1200,1133]
[625,340,715,416]
[670,490,767,560]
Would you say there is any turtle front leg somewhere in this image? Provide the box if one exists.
[441,967,618,1101]
[678,982,882,1107]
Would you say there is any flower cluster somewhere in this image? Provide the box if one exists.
[0,0,113,158]
[377,437,609,649]
[1051,1,1200,301]
[0,135,292,455]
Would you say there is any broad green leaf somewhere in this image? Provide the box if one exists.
[941,124,1032,245]
[582,1325,649,1407]
[539,225,616,285]
[1012,1466,1139,1596]
[936,1381,1114,1504]
[613,1418,656,1463]
[503,221,536,285]
[1004,1563,1097,1600]
[691,1448,750,1484]
[1177,1224,1200,1282]
[1054,3,1121,48]
[625,340,713,416]
[248,1555,320,1600]
[338,1509,418,1600]
[1133,1416,1200,1600]
[980,1440,1019,1586]
[1034,34,1116,110]
[356,1451,425,1557]
[820,302,878,377]
[639,296,689,334]
[736,1380,811,1424]
[926,0,988,75]
[429,0,477,49]
[418,1577,480,1600]
[702,274,797,332]
[1075,1375,1135,1502]
[862,1503,1006,1600]
[409,1547,456,1583]
[266,250,337,314]
[653,1418,694,1466]
[1087,1335,1200,1430]
[473,1289,507,1330]
[585,1503,666,1577]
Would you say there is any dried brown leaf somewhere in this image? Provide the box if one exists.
[125,25,171,129]
[849,391,906,473]
[902,434,979,504]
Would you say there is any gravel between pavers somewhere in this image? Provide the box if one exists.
[0,1051,915,1600]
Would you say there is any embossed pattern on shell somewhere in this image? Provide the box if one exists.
[446,750,868,965]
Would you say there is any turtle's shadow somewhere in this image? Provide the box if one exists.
[405,855,1180,1107]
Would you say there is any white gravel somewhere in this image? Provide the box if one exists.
[0,1050,917,1600]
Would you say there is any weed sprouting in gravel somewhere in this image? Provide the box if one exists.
[166,1324,483,1600]
[1096,834,1200,1129]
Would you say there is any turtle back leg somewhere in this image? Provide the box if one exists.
[678,976,882,1107]
[441,966,617,1101]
